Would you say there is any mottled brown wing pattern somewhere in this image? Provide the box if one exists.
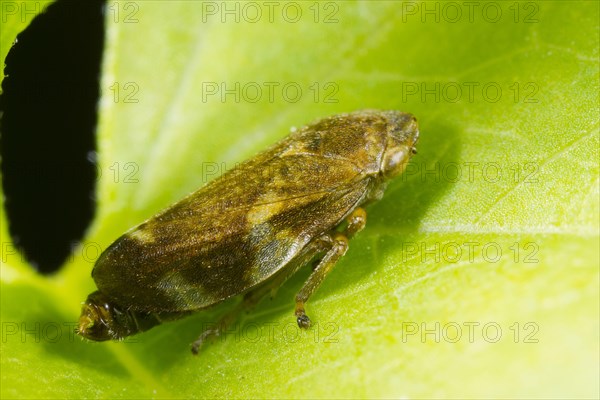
[93,147,373,313]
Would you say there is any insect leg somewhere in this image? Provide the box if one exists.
[295,232,348,328]
[191,305,240,355]
[345,207,367,238]
[295,207,367,328]
[190,249,319,355]
[191,285,275,355]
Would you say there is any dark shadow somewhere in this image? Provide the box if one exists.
[369,117,460,233]
[0,0,105,274]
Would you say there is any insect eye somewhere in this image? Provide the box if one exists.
[381,146,411,179]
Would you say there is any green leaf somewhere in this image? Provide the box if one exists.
[2,1,598,398]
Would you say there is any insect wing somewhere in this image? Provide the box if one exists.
[93,146,371,313]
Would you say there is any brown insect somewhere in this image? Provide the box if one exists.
[77,110,419,354]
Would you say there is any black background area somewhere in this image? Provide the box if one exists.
[1,0,106,273]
